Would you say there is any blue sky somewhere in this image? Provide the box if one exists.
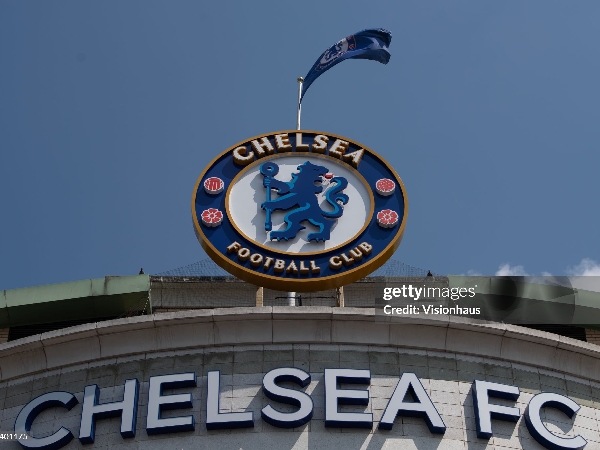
[1,1,600,290]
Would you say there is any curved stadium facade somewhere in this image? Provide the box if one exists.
[2,259,600,450]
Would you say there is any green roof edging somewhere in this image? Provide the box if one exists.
[448,275,600,327]
[0,275,150,328]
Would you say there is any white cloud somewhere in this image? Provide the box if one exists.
[567,258,600,276]
[495,263,529,276]
[459,259,600,278]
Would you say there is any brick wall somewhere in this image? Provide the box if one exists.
[586,328,600,345]
[1,344,600,450]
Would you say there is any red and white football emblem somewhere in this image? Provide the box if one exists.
[377,209,399,228]
[204,177,225,195]
[201,208,223,227]
[375,178,395,196]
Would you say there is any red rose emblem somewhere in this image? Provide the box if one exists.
[201,208,224,227]
[375,178,396,196]
[377,209,399,228]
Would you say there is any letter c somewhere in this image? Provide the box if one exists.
[15,391,78,450]
[329,256,342,270]
[232,145,255,165]
[525,393,587,450]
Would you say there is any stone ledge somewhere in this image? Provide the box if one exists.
[153,308,214,324]
[39,322,98,345]
[0,307,599,383]
[273,306,332,319]
[213,307,273,321]
[447,316,506,335]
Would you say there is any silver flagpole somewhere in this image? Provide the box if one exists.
[288,77,304,308]
[296,77,304,130]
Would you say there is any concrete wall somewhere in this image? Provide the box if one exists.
[2,308,600,450]
[149,277,449,310]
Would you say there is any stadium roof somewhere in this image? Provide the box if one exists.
[155,258,436,278]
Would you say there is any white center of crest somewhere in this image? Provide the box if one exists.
[228,155,371,254]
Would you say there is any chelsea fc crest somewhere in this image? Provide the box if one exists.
[192,131,407,292]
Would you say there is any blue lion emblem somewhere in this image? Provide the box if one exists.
[260,161,349,242]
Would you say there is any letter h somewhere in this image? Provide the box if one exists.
[79,379,139,444]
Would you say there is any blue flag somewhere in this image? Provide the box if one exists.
[301,28,392,102]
